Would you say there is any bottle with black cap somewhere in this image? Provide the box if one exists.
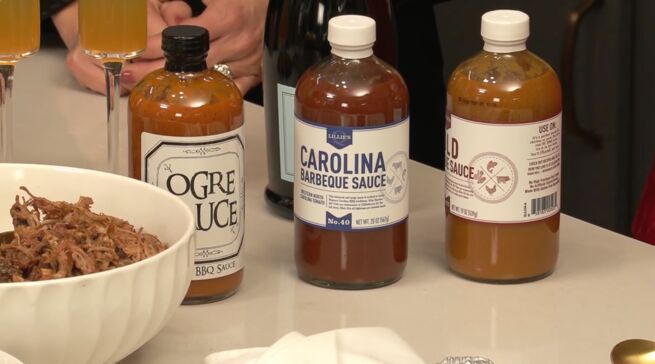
[128,25,245,304]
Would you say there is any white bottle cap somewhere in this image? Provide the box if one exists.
[481,10,529,53]
[328,15,376,59]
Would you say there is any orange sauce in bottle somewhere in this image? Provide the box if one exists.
[294,15,409,289]
[445,11,561,282]
[129,26,244,303]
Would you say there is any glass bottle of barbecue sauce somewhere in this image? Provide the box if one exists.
[128,25,244,304]
[294,15,409,289]
[445,10,561,282]
[263,0,396,219]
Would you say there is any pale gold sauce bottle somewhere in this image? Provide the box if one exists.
[445,10,561,282]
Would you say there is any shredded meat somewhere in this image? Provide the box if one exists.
[0,187,167,282]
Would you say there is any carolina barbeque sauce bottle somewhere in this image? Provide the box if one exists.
[128,26,244,303]
[445,10,561,282]
[294,15,409,289]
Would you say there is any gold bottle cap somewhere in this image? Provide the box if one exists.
[611,339,655,364]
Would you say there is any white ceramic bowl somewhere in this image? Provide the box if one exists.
[0,164,195,364]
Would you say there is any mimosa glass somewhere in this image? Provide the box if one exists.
[78,0,146,173]
[0,0,40,162]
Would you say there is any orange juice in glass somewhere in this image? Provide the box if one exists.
[0,0,39,162]
[0,0,40,62]
[78,0,146,174]
[78,0,147,60]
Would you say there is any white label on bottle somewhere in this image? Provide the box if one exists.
[141,128,245,280]
[445,114,561,223]
[277,84,296,182]
[294,117,409,231]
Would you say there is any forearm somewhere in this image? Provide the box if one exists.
[40,0,76,20]
[49,1,78,49]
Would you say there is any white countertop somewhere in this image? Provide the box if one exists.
[12,49,655,364]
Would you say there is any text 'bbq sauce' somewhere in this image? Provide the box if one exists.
[128,26,244,303]
[294,15,409,289]
[445,10,561,282]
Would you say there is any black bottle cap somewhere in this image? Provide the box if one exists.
[162,25,209,56]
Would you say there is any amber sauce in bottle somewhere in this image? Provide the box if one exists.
[445,11,561,282]
[294,15,409,289]
[128,26,244,303]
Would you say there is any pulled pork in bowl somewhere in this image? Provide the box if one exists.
[1,187,167,282]
[0,164,194,364]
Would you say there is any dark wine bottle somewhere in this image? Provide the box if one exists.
[262,0,395,218]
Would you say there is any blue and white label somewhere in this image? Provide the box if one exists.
[277,84,296,182]
[326,126,353,149]
[294,117,409,231]
[326,212,352,231]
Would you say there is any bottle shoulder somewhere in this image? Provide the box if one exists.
[128,68,244,131]
[296,56,408,105]
[447,50,562,122]
[449,50,560,87]
[294,56,408,125]
[129,69,242,110]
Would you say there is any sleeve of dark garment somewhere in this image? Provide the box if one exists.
[40,0,76,20]
[393,0,450,11]
[393,0,446,169]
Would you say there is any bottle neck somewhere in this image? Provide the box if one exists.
[164,55,208,72]
[330,45,374,60]
[483,39,527,53]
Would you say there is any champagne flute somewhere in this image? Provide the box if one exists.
[0,0,40,162]
[78,0,147,173]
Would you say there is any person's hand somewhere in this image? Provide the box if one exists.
[53,0,174,95]
[123,0,267,95]
[120,0,193,90]
[54,0,267,96]
[182,0,267,94]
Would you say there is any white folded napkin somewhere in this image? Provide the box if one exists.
[0,351,23,364]
[205,327,426,364]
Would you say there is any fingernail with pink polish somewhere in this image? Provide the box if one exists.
[121,71,135,87]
